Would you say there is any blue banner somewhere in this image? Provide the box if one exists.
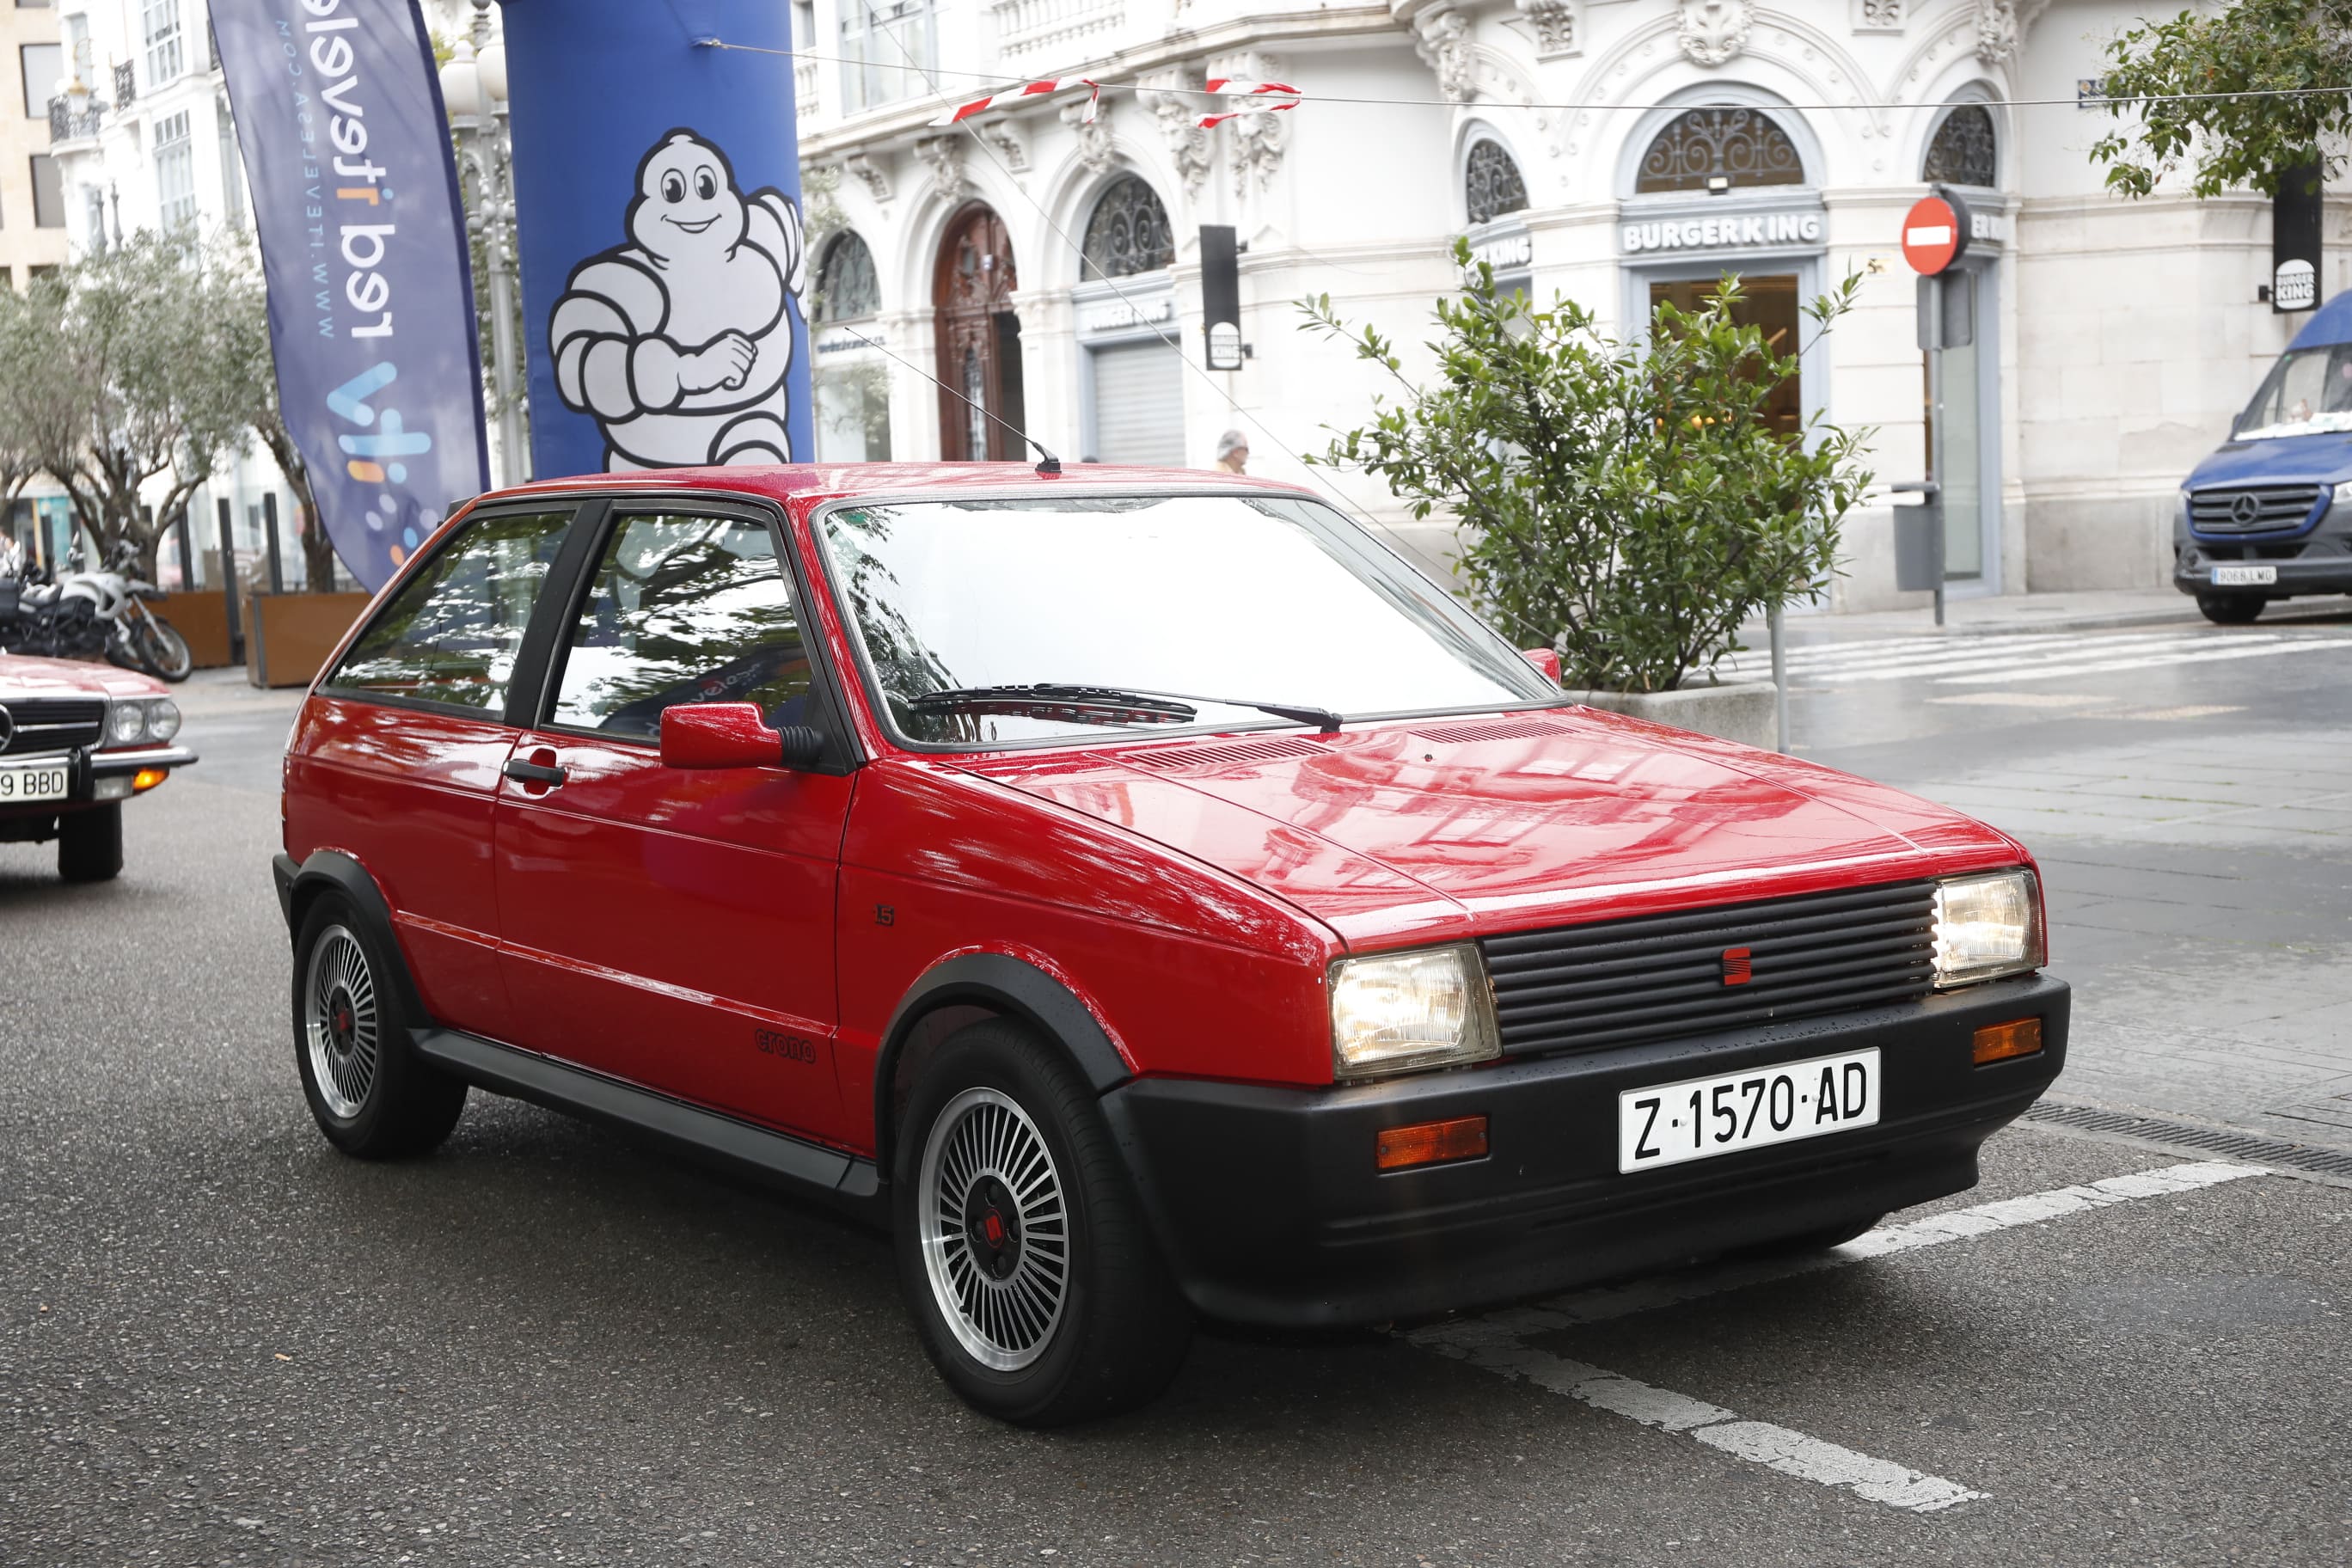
[216,0,489,589]
[500,0,809,479]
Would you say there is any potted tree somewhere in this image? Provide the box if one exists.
[1302,249,1872,747]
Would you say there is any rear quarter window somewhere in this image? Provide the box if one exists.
[328,510,574,713]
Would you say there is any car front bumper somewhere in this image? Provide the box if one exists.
[2172,547,2352,597]
[1103,973,2068,1328]
[0,744,198,824]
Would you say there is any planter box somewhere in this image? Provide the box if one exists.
[245,591,372,689]
[155,591,236,670]
[1563,679,1779,751]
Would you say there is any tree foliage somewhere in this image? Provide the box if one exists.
[2090,0,2352,198]
[1301,247,1872,693]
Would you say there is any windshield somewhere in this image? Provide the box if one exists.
[2237,343,2352,440]
[814,493,1555,747]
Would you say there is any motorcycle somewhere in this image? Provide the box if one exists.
[0,535,193,682]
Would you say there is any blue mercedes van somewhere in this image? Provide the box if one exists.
[2176,290,2352,623]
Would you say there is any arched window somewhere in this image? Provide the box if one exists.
[815,230,880,322]
[1080,175,1174,279]
[1634,107,1804,194]
[1465,139,1528,226]
[1922,104,1997,188]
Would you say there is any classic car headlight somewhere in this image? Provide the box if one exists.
[2333,480,2352,506]
[104,697,180,747]
[1932,870,2045,989]
[1329,945,1501,1081]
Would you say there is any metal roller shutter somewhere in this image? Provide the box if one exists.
[1087,342,1186,465]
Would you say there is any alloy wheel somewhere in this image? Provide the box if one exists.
[916,1087,1071,1371]
[303,925,380,1120]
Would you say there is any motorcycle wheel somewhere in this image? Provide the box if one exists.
[133,615,193,683]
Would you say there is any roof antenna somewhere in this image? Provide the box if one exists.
[835,328,1062,476]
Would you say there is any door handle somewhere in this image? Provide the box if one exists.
[504,756,567,787]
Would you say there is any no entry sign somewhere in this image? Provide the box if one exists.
[1902,193,1970,274]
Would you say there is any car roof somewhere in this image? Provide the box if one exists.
[465,462,1319,509]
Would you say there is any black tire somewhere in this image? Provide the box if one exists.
[892,1018,1192,1426]
[291,896,466,1159]
[56,804,122,883]
[133,614,193,682]
[1758,1212,1885,1255]
[2196,592,2265,626]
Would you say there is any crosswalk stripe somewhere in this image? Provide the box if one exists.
[1934,635,2352,685]
[1790,634,2293,684]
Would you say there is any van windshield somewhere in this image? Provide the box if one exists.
[814,493,1556,748]
[2237,343,2352,440]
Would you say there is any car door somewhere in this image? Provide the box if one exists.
[288,505,581,1044]
[490,501,856,1143]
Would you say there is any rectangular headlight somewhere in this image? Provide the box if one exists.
[1932,870,2044,989]
[1330,944,1501,1081]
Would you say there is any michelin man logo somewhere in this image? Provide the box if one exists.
[549,130,806,470]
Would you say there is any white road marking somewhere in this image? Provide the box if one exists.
[1936,636,2352,685]
[1407,1161,2264,1512]
[1800,634,2286,684]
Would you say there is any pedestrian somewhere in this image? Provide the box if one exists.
[1213,430,1249,474]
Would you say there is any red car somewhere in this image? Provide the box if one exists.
[273,466,2066,1424]
[1,652,193,881]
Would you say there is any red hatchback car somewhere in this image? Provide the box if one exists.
[275,466,2067,1424]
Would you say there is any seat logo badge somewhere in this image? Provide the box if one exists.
[2232,493,2262,525]
[1721,946,1753,986]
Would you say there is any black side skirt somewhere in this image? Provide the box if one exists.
[412,1027,885,1226]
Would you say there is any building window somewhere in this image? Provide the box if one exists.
[62,14,89,86]
[20,42,57,119]
[1634,107,1804,193]
[1080,175,1173,279]
[29,153,61,227]
[143,0,183,89]
[815,230,880,321]
[216,97,243,229]
[839,0,933,114]
[1464,139,1528,226]
[155,110,194,230]
[1923,104,1997,188]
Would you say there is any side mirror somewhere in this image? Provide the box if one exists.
[659,702,826,770]
[1521,647,1563,686]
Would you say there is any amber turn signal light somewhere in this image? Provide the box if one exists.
[1972,1017,2043,1066]
[131,768,168,793]
[1375,1114,1489,1171]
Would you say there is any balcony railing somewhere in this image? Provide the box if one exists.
[990,0,1124,59]
[47,96,107,142]
[796,57,817,122]
[113,61,135,106]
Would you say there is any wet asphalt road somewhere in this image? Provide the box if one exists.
[5,637,2351,1567]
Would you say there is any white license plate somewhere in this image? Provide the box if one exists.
[2210,565,2276,586]
[1619,1048,1880,1173]
[0,760,71,805]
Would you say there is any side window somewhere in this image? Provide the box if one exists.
[549,511,813,740]
[329,510,574,711]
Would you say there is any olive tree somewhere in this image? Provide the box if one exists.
[1301,245,1873,693]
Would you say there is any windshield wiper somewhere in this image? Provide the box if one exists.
[908,683,1344,732]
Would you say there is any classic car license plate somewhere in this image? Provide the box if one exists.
[2210,564,2277,586]
[0,760,70,805]
[1619,1048,1880,1173]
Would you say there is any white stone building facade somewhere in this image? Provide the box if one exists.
[795,0,2333,609]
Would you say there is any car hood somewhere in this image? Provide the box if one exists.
[0,652,159,699]
[960,707,2026,950]
[2186,432,2352,489]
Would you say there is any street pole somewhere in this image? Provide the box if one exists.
[1768,604,1789,753]
[1926,324,1946,628]
[456,0,526,488]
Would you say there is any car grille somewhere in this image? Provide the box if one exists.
[1481,881,1939,1057]
[0,697,105,757]
[2189,485,2323,534]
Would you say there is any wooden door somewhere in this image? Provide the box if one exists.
[933,205,1026,460]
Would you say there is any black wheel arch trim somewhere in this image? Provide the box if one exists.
[873,952,1134,1178]
[273,849,432,1028]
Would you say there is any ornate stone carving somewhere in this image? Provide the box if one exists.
[1145,84,1215,201]
[1231,109,1287,199]
[842,150,892,204]
[1063,96,1118,175]
[1413,6,1478,104]
[981,125,1028,174]
[1677,0,1751,67]
[1516,0,1576,57]
[1975,0,2048,63]
[915,135,972,201]
[1855,0,1902,28]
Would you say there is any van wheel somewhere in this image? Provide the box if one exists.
[57,805,122,883]
[2196,592,2265,625]
[894,1019,1192,1426]
[291,897,466,1158]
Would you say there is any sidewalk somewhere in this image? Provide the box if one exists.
[1751,585,2352,646]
